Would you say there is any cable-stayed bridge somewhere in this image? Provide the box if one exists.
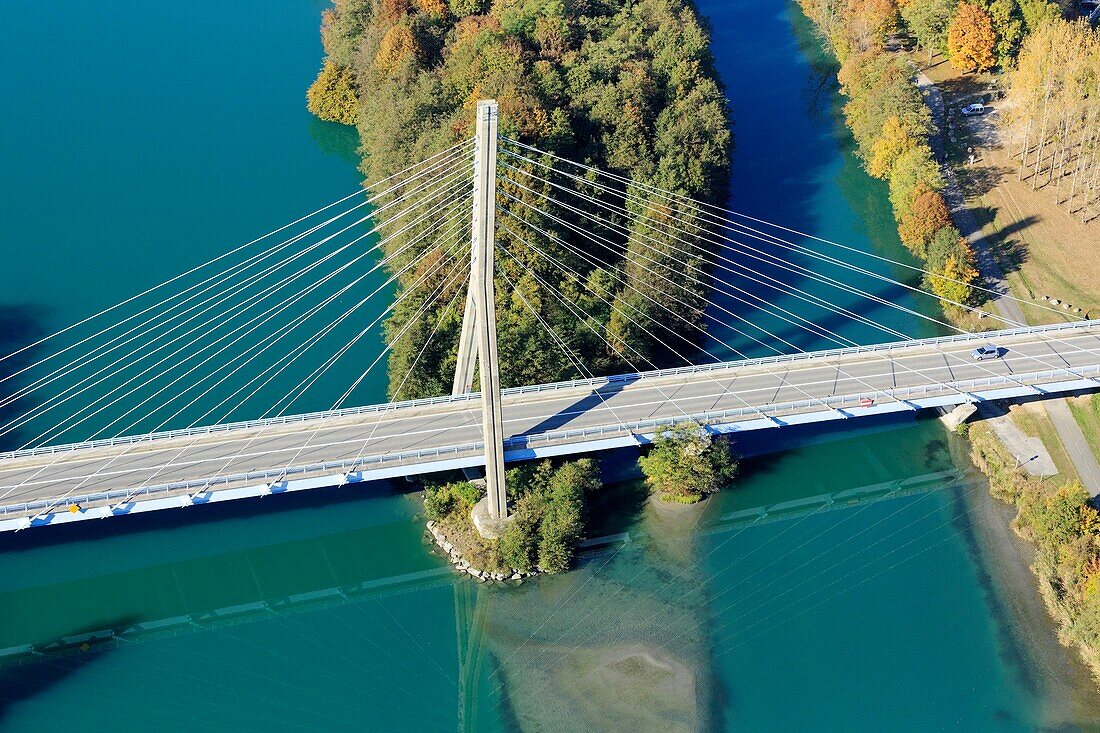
[1,100,1098,533]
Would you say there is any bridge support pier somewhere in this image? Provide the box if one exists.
[454,100,509,527]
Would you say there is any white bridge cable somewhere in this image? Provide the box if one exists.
[183,226,472,431]
[498,225,772,425]
[3,166,476,448]
[498,201,910,423]
[329,261,475,487]
[500,211,902,427]
[20,183,472,453]
[499,208,780,363]
[500,147,1096,385]
[499,239,681,379]
[0,151,475,439]
[497,262,635,429]
[5,190,474,514]
[499,147,964,332]
[110,230,472,513]
[498,176,1081,402]
[503,173,1100,396]
[26,210,475,518]
[268,221,472,417]
[119,186,474,433]
[504,149,1099,383]
[154,203,475,436]
[501,171,915,350]
[499,190,795,356]
[99,198,476,445]
[499,168,1003,380]
[499,155,928,341]
[14,229,472,521]
[497,188,918,412]
[0,139,475,394]
[499,137,1079,323]
[239,232,473,492]
[514,151,1100,385]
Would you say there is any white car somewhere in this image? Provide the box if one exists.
[962,103,986,116]
[971,344,1001,361]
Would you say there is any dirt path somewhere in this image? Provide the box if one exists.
[914,70,1025,324]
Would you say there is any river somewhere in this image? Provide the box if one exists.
[1,0,1098,730]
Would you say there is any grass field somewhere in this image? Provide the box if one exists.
[1068,394,1100,468]
[915,54,1100,326]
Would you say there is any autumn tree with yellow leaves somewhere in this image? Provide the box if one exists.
[1007,20,1100,219]
[947,2,997,71]
[306,60,359,125]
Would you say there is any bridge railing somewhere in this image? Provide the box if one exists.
[517,363,1100,445]
[1,319,1095,463]
[2,361,1096,519]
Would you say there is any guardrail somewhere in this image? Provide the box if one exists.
[2,361,1096,518]
[1,319,1096,462]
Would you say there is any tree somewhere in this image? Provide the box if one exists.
[987,0,1025,67]
[415,0,449,16]
[902,0,957,60]
[306,60,359,125]
[312,0,732,401]
[925,223,967,267]
[888,144,944,220]
[1018,0,1061,33]
[897,187,952,255]
[868,115,919,178]
[498,458,600,573]
[847,0,901,52]
[374,24,418,74]
[639,422,737,502]
[947,2,997,71]
[926,249,979,305]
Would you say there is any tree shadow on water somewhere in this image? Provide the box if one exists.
[0,306,49,453]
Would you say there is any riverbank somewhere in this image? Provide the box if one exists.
[968,418,1100,691]
[954,431,1100,726]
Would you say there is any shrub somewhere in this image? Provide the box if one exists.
[639,422,737,502]
[499,458,600,573]
[423,480,482,521]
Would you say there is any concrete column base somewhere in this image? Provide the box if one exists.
[939,403,978,431]
[471,496,513,539]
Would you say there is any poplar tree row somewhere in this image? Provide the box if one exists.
[1007,20,1100,222]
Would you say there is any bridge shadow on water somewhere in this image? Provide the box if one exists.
[0,616,138,722]
[0,477,412,552]
[519,373,641,439]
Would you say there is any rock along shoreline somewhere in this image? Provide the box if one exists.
[426,520,541,583]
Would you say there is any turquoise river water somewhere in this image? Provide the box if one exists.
[1,0,1098,730]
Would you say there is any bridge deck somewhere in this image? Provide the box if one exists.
[1,323,1098,525]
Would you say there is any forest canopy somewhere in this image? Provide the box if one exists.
[308,0,733,399]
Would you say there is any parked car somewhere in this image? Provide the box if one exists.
[971,344,1002,361]
[962,103,986,116]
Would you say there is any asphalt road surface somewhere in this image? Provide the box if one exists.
[1,325,1098,512]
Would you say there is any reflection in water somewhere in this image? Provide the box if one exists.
[3,422,1098,730]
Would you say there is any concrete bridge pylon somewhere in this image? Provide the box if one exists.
[453,100,509,527]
